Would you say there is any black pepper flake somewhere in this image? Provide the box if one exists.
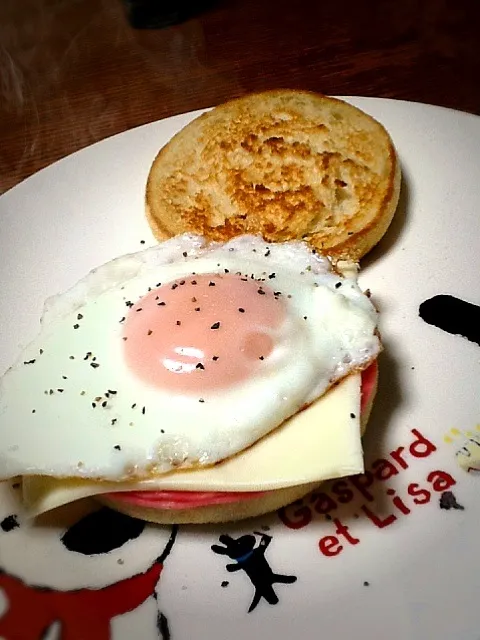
[62,375,68,380]
[147,329,153,336]
[84,352,92,360]
[140,239,146,244]
[39,349,44,354]
[49,389,54,395]
[92,402,97,408]
[156,282,162,287]
[224,268,230,273]
[105,392,110,398]
[268,273,276,279]
[102,401,107,408]
[125,301,133,307]
[171,283,178,290]
[77,313,83,320]
[265,249,271,257]
[196,363,205,370]
[182,251,188,257]
[257,288,265,295]
[363,581,370,587]
[335,282,342,289]
[191,280,197,285]
[191,297,197,303]
[131,403,137,409]
[73,324,80,330]
[176,320,181,326]
[122,337,128,341]
[238,308,245,313]
[199,398,205,403]
[212,356,219,361]
[142,406,146,415]
[157,301,166,306]
[90,362,100,369]
[210,322,220,330]
[23,359,36,365]
[57,389,64,393]
[350,413,356,419]
[108,389,117,395]
[259,356,265,361]
[274,292,282,297]
[303,316,308,320]
[209,281,216,287]
[119,317,125,323]
[195,307,201,312]
[221,581,229,588]
[161,429,165,433]
[32,409,36,413]
[111,419,117,425]
[135,308,143,312]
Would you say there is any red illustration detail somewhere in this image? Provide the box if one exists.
[0,562,162,640]
[0,524,178,639]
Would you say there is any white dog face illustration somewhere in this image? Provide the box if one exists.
[0,479,177,639]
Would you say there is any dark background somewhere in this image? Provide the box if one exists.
[1,0,479,193]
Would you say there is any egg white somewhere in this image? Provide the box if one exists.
[0,234,380,481]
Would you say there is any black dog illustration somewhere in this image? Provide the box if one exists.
[212,532,297,612]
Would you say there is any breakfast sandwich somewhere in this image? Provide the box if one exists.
[0,91,399,525]
[1,234,379,524]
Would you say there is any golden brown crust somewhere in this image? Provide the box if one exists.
[145,90,401,261]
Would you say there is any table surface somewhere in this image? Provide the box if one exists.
[1,0,479,195]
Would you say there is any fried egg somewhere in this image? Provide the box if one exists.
[0,234,380,481]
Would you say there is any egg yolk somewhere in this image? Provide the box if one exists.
[123,273,287,393]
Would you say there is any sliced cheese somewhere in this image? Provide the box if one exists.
[23,374,363,516]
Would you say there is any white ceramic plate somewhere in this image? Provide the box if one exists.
[1,98,479,640]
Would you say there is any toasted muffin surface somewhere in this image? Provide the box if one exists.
[146,90,401,261]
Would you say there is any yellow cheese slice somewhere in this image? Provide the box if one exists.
[23,374,363,516]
